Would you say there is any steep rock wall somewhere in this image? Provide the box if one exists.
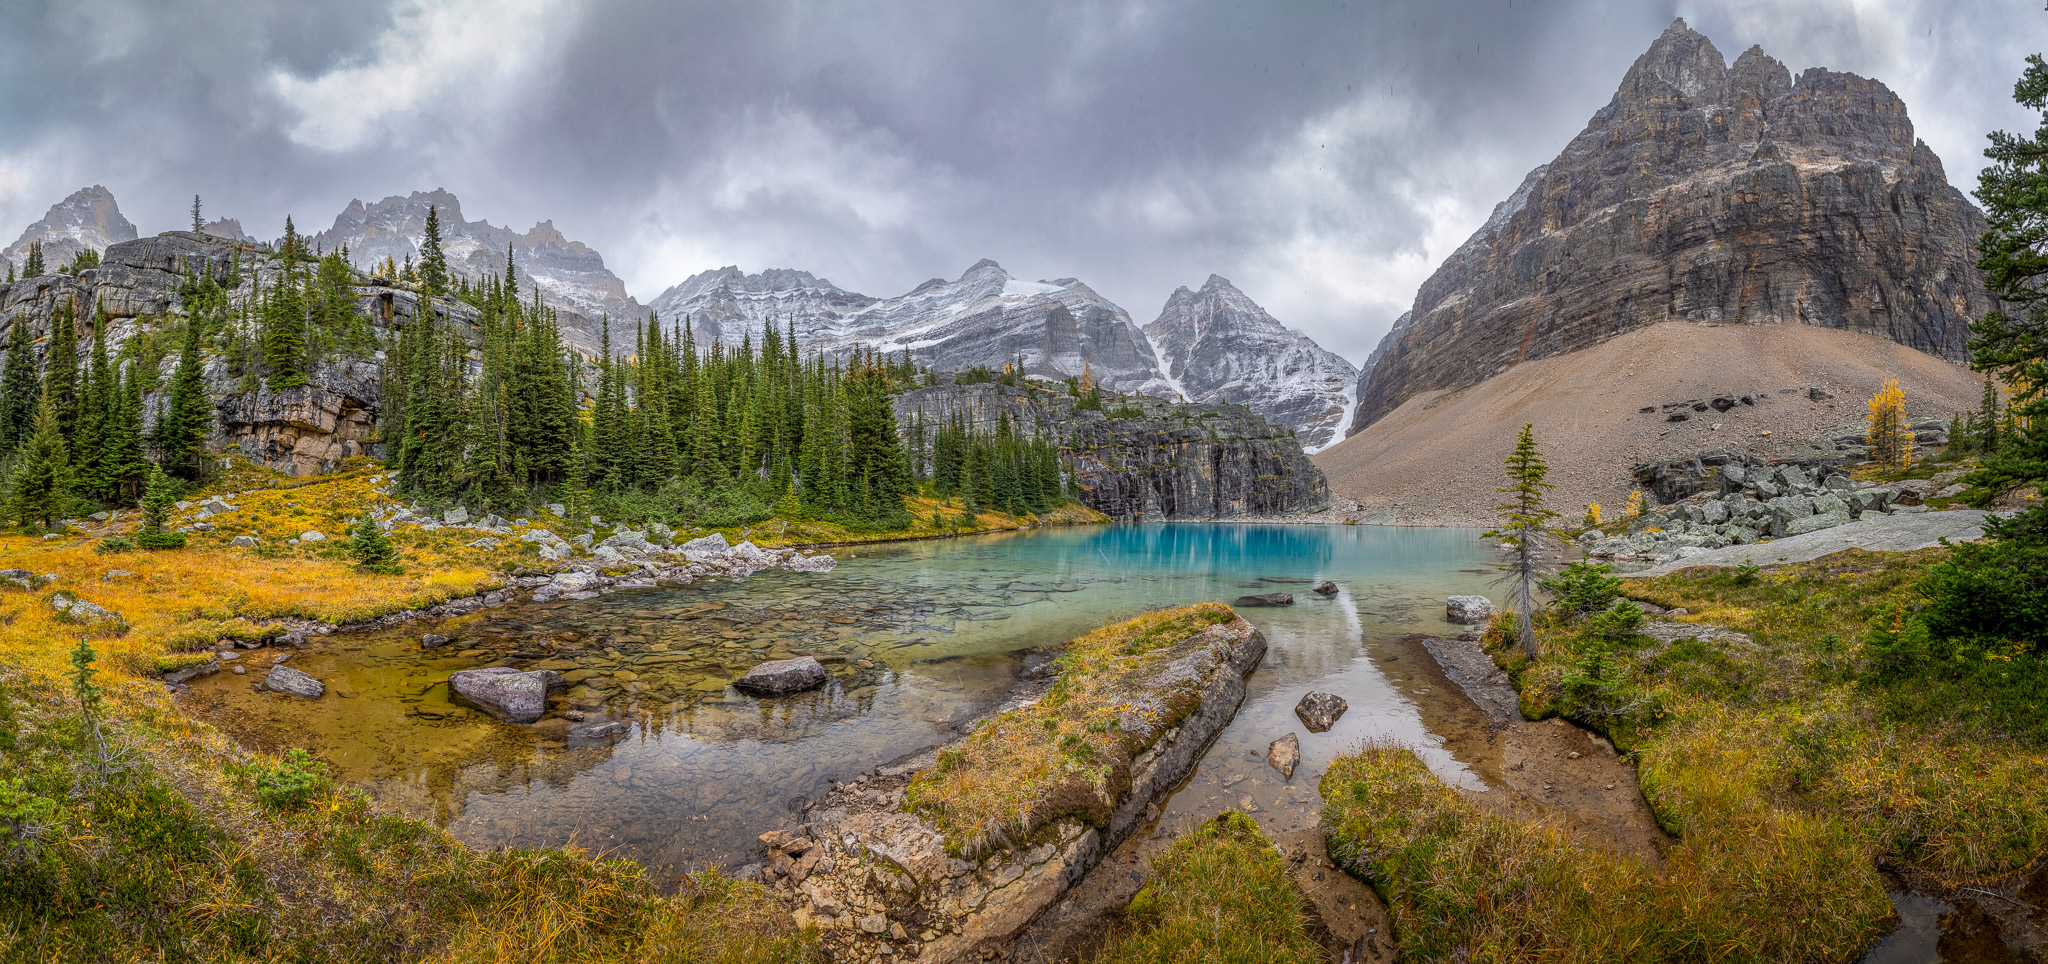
[893,382,1329,521]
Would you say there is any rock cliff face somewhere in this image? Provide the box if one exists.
[1345,19,1993,437]
[893,381,1328,521]
[0,231,463,476]
[308,189,635,353]
[1142,275,1358,452]
[3,185,138,270]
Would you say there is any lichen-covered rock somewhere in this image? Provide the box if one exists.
[733,656,828,696]
[447,667,564,723]
[1294,691,1348,732]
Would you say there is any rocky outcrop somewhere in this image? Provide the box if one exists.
[894,380,1329,521]
[2,185,138,270]
[215,361,383,476]
[766,614,1267,960]
[1586,460,1955,563]
[1142,275,1358,452]
[1346,19,1992,438]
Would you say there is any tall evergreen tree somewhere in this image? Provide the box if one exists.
[191,195,203,233]
[45,299,78,441]
[1483,423,1559,658]
[0,314,36,449]
[7,392,71,529]
[262,232,309,389]
[153,313,212,480]
[418,205,449,298]
[22,240,44,279]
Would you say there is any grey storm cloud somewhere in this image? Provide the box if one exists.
[0,0,2039,362]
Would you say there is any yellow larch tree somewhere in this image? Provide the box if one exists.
[1866,378,1914,470]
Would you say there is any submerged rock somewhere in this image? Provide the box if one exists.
[1446,595,1496,624]
[1234,592,1294,607]
[420,633,451,649]
[1312,580,1339,596]
[1294,692,1348,732]
[265,665,325,699]
[1267,733,1301,779]
[447,667,565,723]
[733,656,828,696]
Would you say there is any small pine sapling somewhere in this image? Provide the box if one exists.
[133,464,187,550]
[347,512,401,574]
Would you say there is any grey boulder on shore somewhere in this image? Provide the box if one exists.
[733,656,828,696]
[1446,595,1496,625]
[447,667,566,723]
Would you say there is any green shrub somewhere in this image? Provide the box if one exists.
[1541,561,1623,617]
[346,512,401,574]
[251,749,330,811]
[94,536,135,554]
[1917,506,2048,647]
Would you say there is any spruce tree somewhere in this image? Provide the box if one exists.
[134,464,187,549]
[262,240,309,389]
[45,299,78,441]
[418,205,449,298]
[1976,377,2003,455]
[348,511,400,573]
[154,313,212,480]
[191,195,203,233]
[22,240,43,279]
[73,310,114,498]
[7,392,71,529]
[0,314,35,450]
[1483,423,1559,658]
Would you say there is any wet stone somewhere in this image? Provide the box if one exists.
[733,656,828,696]
[1294,692,1348,732]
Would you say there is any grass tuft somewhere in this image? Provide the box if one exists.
[1092,811,1322,964]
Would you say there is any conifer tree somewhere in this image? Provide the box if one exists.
[1483,423,1559,658]
[22,240,43,279]
[191,195,203,233]
[262,232,309,389]
[0,315,35,450]
[45,299,78,440]
[418,205,449,298]
[348,511,400,573]
[134,464,186,549]
[72,309,115,498]
[8,392,71,529]
[154,311,212,479]
[1976,377,2004,455]
[1865,378,1914,471]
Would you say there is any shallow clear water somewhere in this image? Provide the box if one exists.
[186,523,1497,877]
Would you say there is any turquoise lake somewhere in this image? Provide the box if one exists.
[187,523,1500,877]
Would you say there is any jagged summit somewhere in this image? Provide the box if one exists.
[1342,20,1989,439]
[1143,276,1358,451]
[308,189,639,351]
[3,185,139,270]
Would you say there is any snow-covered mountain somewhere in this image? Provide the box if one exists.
[646,266,879,346]
[307,189,639,351]
[1142,275,1359,451]
[647,259,1176,395]
[3,185,138,271]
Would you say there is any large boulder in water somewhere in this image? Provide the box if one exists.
[733,656,828,696]
[1294,691,1348,732]
[265,664,325,699]
[448,667,566,723]
[1233,592,1293,607]
[1447,595,1496,624]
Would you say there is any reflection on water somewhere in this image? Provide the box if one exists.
[185,524,1498,876]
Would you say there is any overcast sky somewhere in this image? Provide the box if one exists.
[0,0,2039,362]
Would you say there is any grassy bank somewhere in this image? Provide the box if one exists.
[903,603,1239,854]
[1091,811,1323,964]
[0,457,1107,961]
[1320,548,2048,962]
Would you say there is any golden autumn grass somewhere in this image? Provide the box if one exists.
[1090,811,1323,964]
[904,603,1238,854]
[0,456,1111,962]
[1320,549,2048,963]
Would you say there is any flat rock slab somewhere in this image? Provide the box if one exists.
[265,664,324,699]
[1419,636,1521,726]
[448,667,565,723]
[1295,691,1348,732]
[733,656,827,696]
[1626,509,1990,577]
[1267,733,1301,779]
[1234,592,1294,607]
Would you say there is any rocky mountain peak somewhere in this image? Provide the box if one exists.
[4,184,140,269]
[1619,18,1728,103]
[1143,277,1358,451]
[1342,21,1991,440]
